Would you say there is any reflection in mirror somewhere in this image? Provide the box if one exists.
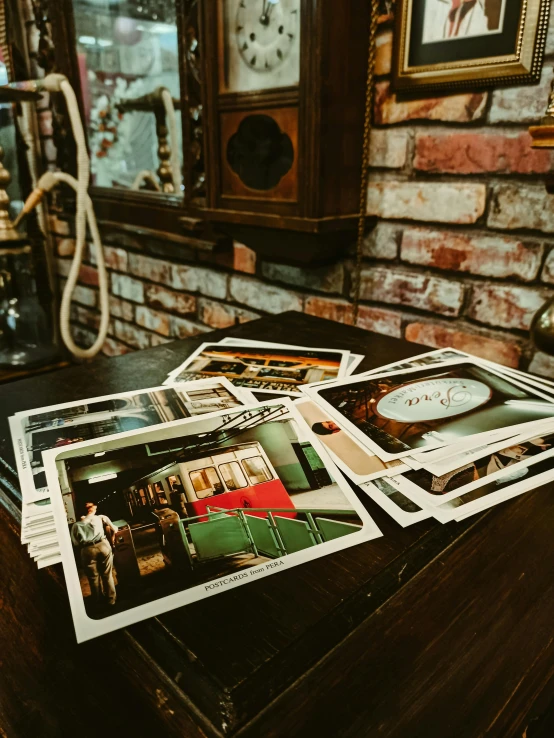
[72,0,183,195]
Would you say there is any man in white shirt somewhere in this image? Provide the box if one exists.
[423,0,490,44]
[71,501,118,609]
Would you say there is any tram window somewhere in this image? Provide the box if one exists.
[138,488,147,506]
[154,482,167,505]
[189,467,224,498]
[146,484,156,505]
[243,456,272,485]
[219,462,247,491]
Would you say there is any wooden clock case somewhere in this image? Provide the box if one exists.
[196,0,373,264]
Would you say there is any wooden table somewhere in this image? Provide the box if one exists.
[1,312,554,738]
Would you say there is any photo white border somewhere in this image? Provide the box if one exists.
[303,358,554,462]
[361,480,431,527]
[43,397,381,643]
[11,377,255,504]
[164,341,351,396]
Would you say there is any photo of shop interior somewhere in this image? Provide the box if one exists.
[174,345,343,391]
[58,406,362,617]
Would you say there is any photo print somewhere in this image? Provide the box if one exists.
[165,343,349,395]
[43,399,380,642]
[295,398,407,484]
[12,378,255,503]
[431,448,554,522]
[399,428,554,508]
[308,360,554,461]
[422,0,507,44]
[362,478,431,527]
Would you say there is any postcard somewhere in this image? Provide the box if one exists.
[43,398,380,642]
[419,419,554,477]
[362,479,431,527]
[11,377,255,504]
[305,359,554,461]
[294,398,407,484]
[164,342,350,396]
[396,429,554,508]
[218,337,364,377]
[431,449,554,523]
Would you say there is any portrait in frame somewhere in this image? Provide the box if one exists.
[392,0,551,92]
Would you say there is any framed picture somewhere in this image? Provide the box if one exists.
[392,0,550,91]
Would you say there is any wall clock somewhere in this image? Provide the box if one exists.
[196,0,373,264]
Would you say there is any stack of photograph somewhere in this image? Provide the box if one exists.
[301,347,554,527]
[9,340,382,641]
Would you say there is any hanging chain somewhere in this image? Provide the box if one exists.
[352,1,379,324]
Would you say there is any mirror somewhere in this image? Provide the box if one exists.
[72,0,183,196]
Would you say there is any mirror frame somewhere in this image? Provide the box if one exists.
[42,0,211,243]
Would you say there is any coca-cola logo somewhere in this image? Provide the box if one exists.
[375,377,492,422]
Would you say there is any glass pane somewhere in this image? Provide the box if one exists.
[243,456,272,485]
[219,461,247,491]
[72,0,182,194]
[189,467,224,499]
[153,481,167,504]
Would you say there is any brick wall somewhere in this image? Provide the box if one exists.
[22,1,554,376]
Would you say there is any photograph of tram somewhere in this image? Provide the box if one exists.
[166,343,348,394]
[13,378,252,502]
[46,401,376,639]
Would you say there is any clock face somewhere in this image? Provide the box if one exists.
[219,0,301,93]
[236,0,298,73]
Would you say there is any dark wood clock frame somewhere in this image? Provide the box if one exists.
[27,0,373,265]
[197,0,373,263]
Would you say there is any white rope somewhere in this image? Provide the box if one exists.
[131,169,161,191]
[161,87,181,193]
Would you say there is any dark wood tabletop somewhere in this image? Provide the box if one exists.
[1,312,554,738]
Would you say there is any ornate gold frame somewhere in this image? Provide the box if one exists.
[392,0,550,92]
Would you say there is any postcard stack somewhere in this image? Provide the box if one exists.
[9,337,554,641]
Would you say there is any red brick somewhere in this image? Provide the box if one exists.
[151,334,172,347]
[145,284,196,315]
[374,81,487,125]
[375,29,392,76]
[414,131,553,175]
[38,110,53,137]
[50,215,71,236]
[490,65,551,123]
[363,222,400,260]
[111,273,145,303]
[261,261,344,294]
[171,264,228,299]
[233,242,256,274]
[198,298,260,329]
[304,296,354,324]
[128,253,172,284]
[366,181,486,224]
[467,284,548,331]
[96,246,128,272]
[169,316,212,339]
[541,249,554,284]
[135,306,171,336]
[229,275,303,313]
[59,278,97,308]
[404,321,522,368]
[358,267,465,317]
[102,337,133,357]
[356,306,402,338]
[488,185,554,232]
[401,227,542,281]
[109,296,135,322]
[56,238,75,256]
[78,264,99,287]
[113,319,151,350]
[369,129,408,169]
